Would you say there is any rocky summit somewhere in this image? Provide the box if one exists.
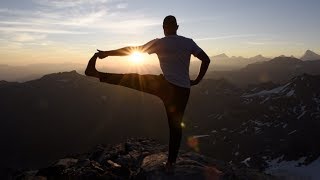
[13,138,273,180]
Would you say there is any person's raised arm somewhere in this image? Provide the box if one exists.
[190,50,211,86]
[96,39,158,59]
[96,46,140,59]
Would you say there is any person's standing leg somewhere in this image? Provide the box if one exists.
[165,86,190,165]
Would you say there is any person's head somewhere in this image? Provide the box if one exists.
[163,15,179,36]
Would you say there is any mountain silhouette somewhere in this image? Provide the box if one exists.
[212,53,229,59]
[207,56,320,86]
[203,54,272,71]
[300,50,320,61]
[189,73,320,178]
[0,71,168,168]
[210,54,270,62]
[248,54,270,62]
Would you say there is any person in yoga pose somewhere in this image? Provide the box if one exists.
[85,15,210,172]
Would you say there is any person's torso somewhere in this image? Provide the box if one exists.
[155,35,195,88]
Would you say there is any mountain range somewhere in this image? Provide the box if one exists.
[1,51,320,179]
[1,50,319,82]
[211,53,270,62]
[211,50,320,62]
[1,69,320,178]
[0,71,168,169]
[207,56,320,87]
[189,73,320,177]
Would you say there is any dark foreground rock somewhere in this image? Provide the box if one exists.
[12,138,274,180]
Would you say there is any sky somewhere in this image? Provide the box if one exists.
[0,0,319,65]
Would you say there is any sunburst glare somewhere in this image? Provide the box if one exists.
[129,51,144,64]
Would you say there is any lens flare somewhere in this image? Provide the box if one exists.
[129,51,144,64]
[181,122,186,128]
[187,136,200,152]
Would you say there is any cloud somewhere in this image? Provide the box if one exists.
[0,8,108,27]
[54,10,107,26]
[0,0,160,38]
[116,3,128,9]
[0,1,141,34]
[11,33,47,42]
[97,18,160,32]
[0,21,38,25]
[32,0,112,8]
[0,0,159,52]
[0,27,88,34]
[194,34,257,41]
[246,41,266,45]
[0,8,31,16]
[244,40,304,46]
[0,6,102,34]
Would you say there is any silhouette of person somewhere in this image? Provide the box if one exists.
[85,15,210,172]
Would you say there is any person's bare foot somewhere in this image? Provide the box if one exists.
[85,53,99,77]
[164,161,175,174]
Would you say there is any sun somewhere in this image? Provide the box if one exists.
[129,51,144,64]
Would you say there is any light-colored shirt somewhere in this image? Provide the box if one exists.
[143,35,203,88]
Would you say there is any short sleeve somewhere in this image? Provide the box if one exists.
[142,39,159,54]
[190,39,203,56]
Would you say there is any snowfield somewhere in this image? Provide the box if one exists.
[266,156,320,180]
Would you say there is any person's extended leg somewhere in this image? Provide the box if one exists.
[85,53,100,78]
[85,54,164,96]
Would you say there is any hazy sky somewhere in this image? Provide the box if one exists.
[0,0,319,65]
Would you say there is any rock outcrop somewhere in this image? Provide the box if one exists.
[13,138,273,180]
